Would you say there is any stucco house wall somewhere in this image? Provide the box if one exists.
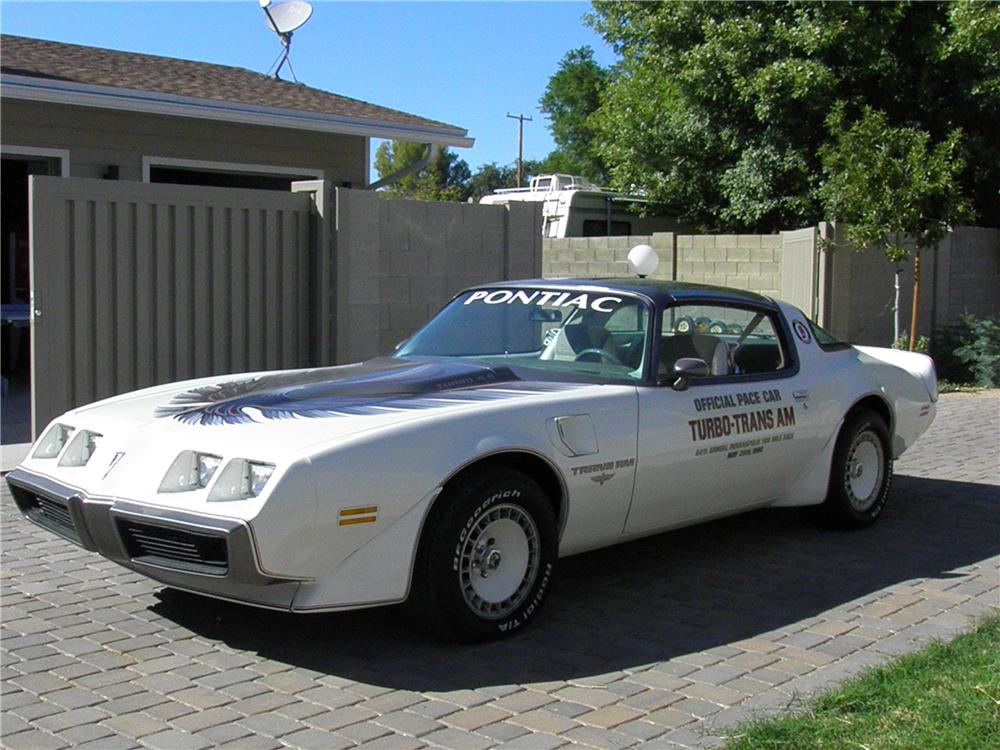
[3,99,368,186]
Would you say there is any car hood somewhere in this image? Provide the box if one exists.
[55,358,585,456]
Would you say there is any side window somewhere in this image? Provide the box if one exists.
[809,319,851,351]
[659,303,791,378]
[582,219,632,237]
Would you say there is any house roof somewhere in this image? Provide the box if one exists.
[0,34,473,147]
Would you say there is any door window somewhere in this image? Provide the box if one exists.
[659,304,791,379]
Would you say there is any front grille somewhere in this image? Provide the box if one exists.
[10,486,81,544]
[117,520,228,576]
[38,496,73,529]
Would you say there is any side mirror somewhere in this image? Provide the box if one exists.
[667,357,709,391]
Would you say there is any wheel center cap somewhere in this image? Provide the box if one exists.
[851,462,864,479]
[484,549,502,572]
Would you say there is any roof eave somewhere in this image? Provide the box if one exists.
[0,73,474,148]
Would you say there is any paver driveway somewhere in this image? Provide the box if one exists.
[2,394,998,750]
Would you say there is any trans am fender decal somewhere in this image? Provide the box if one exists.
[687,388,797,459]
[155,360,575,425]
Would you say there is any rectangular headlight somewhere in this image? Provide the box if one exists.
[58,430,103,467]
[208,460,275,502]
[158,451,223,493]
[33,424,74,459]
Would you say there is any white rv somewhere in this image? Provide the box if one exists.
[479,174,682,238]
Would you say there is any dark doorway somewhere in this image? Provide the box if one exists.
[150,166,315,192]
[2,155,59,444]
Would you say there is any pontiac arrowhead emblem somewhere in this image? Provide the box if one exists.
[103,451,126,479]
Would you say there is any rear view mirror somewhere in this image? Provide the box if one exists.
[668,357,709,391]
[530,308,562,324]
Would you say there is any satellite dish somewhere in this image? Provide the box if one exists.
[261,0,313,34]
[628,244,659,278]
[260,0,313,82]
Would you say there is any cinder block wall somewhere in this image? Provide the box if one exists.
[333,189,542,363]
[675,234,782,296]
[543,232,783,296]
[824,225,1000,345]
[543,234,675,279]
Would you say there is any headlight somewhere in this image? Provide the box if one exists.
[33,424,74,459]
[58,430,102,467]
[158,451,223,493]
[208,460,276,502]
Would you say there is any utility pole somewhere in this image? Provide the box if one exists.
[506,112,533,188]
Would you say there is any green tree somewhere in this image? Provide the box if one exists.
[466,158,562,201]
[587,1,998,232]
[539,46,610,182]
[466,162,518,200]
[374,141,471,201]
[820,107,973,350]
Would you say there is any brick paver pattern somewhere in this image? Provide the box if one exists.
[2,394,998,749]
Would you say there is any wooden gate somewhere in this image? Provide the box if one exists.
[28,176,315,434]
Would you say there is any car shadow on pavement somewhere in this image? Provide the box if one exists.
[152,474,1000,691]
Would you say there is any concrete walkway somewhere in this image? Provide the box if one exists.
[2,394,997,750]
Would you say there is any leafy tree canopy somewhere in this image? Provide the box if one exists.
[819,106,973,262]
[539,46,610,183]
[376,145,569,203]
[373,142,471,202]
[586,0,999,232]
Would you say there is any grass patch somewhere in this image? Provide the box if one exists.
[722,613,1000,750]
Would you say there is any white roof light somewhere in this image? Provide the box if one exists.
[628,244,659,277]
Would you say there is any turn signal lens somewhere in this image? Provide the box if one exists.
[33,424,74,459]
[208,459,276,502]
[158,451,223,493]
[58,430,103,467]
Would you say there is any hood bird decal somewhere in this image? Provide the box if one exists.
[155,359,572,426]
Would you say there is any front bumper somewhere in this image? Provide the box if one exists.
[5,468,302,610]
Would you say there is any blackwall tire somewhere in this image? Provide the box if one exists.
[816,409,892,529]
[408,469,557,642]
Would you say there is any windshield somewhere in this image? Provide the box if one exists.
[395,288,651,381]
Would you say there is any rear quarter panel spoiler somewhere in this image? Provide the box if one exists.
[854,346,938,402]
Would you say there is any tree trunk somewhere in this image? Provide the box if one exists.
[894,266,902,345]
[909,243,921,352]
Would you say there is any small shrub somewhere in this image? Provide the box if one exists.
[930,324,970,384]
[954,315,1000,388]
[893,333,930,353]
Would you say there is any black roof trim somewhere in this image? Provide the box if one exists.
[478,278,775,308]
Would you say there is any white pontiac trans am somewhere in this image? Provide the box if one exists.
[7,273,937,640]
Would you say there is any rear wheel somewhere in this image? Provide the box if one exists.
[408,469,557,641]
[817,409,892,528]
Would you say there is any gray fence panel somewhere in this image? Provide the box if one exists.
[779,227,818,318]
[29,176,314,435]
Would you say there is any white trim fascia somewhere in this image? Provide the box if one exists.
[0,144,70,177]
[2,74,475,148]
[364,138,371,189]
[142,155,324,183]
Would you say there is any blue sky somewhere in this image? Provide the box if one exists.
[2,1,617,176]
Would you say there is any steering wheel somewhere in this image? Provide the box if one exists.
[574,348,624,366]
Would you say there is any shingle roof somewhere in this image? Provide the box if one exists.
[1,34,467,137]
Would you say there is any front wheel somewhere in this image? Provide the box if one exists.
[816,409,892,528]
[408,469,557,641]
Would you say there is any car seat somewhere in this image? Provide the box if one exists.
[658,334,730,377]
